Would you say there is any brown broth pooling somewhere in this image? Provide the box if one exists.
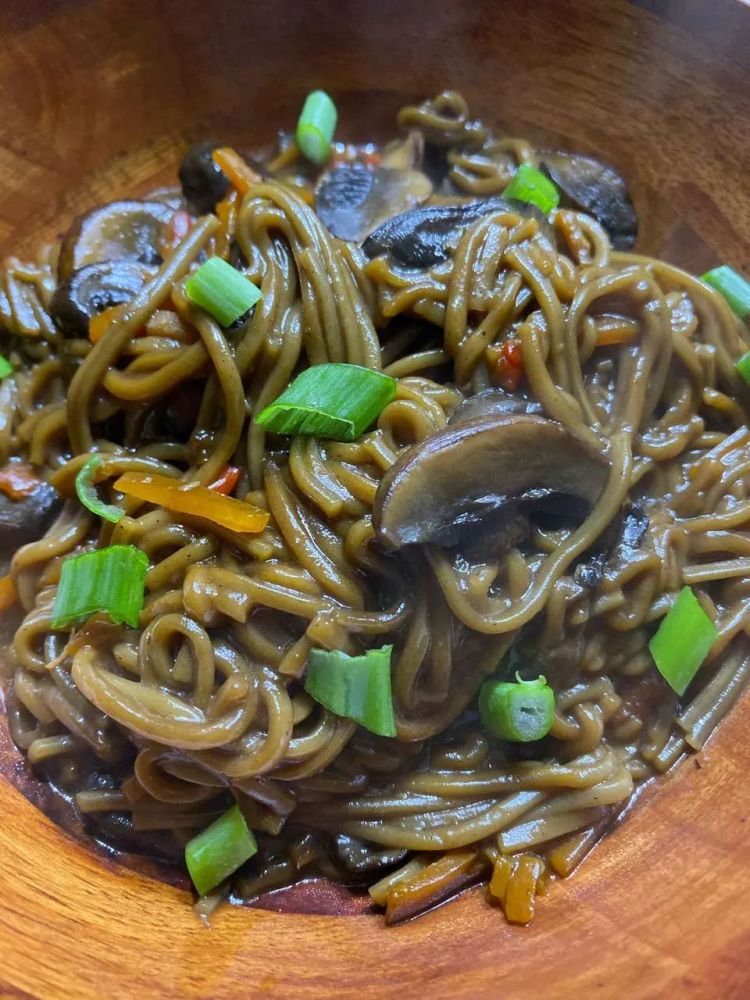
[1,90,750,927]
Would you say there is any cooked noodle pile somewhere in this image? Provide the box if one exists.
[2,92,749,925]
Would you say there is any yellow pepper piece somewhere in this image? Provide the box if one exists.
[114,472,269,534]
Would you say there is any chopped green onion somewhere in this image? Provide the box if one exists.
[50,544,148,629]
[503,164,560,215]
[185,257,261,327]
[296,90,337,165]
[255,363,396,441]
[702,266,750,319]
[479,673,555,742]
[305,645,396,736]
[0,355,13,379]
[737,351,750,387]
[75,455,123,524]
[648,586,717,695]
[185,804,257,897]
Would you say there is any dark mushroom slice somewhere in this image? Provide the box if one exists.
[333,834,408,874]
[540,151,637,250]
[57,200,174,280]
[373,413,609,550]
[178,141,231,214]
[363,197,552,269]
[315,161,432,243]
[0,479,62,549]
[50,260,153,336]
[448,387,544,425]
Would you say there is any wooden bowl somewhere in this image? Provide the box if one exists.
[1,1,750,997]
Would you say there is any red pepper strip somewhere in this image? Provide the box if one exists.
[208,466,241,496]
[491,339,523,392]
[0,463,41,500]
[114,471,268,534]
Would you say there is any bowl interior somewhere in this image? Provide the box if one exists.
[1,0,750,997]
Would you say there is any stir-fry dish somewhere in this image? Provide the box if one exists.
[1,90,750,926]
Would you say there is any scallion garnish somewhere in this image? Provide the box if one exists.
[503,164,560,215]
[50,544,148,629]
[185,257,262,327]
[185,804,257,897]
[0,355,13,379]
[75,455,123,524]
[702,266,750,319]
[737,351,750,387]
[305,645,396,736]
[648,586,717,695]
[479,674,555,742]
[255,363,396,441]
[296,90,337,165]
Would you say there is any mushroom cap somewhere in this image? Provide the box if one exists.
[373,413,609,550]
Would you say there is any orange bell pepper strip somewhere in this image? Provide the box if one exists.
[0,574,17,613]
[113,472,268,534]
[0,463,41,499]
[212,147,262,195]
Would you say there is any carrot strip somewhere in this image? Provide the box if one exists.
[212,147,262,195]
[0,574,17,613]
[114,471,268,534]
[214,189,240,260]
[89,305,122,344]
[0,463,41,499]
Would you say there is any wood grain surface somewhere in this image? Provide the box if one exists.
[0,0,749,998]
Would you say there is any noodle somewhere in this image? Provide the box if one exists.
[1,90,749,926]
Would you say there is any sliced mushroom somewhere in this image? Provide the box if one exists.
[333,834,408,874]
[448,387,544,425]
[57,200,174,281]
[0,479,61,548]
[315,162,432,243]
[373,413,609,549]
[540,151,637,249]
[363,197,552,269]
[50,260,152,336]
[380,130,424,171]
[178,141,231,214]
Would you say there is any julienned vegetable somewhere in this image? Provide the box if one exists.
[0,355,13,379]
[648,586,717,695]
[305,645,396,736]
[296,90,337,165]
[503,164,560,215]
[255,363,396,441]
[479,674,555,742]
[702,265,750,319]
[185,804,258,897]
[185,257,262,327]
[75,454,124,524]
[113,471,269,534]
[50,544,148,629]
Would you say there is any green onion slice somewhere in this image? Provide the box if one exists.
[702,266,750,319]
[75,455,124,524]
[503,164,560,215]
[305,645,396,737]
[51,544,148,629]
[255,363,396,441]
[648,586,717,695]
[185,804,257,897]
[737,351,750,387]
[296,90,337,165]
[0,355,13,379]
[479,673,555,742]
[185,257,262,327]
